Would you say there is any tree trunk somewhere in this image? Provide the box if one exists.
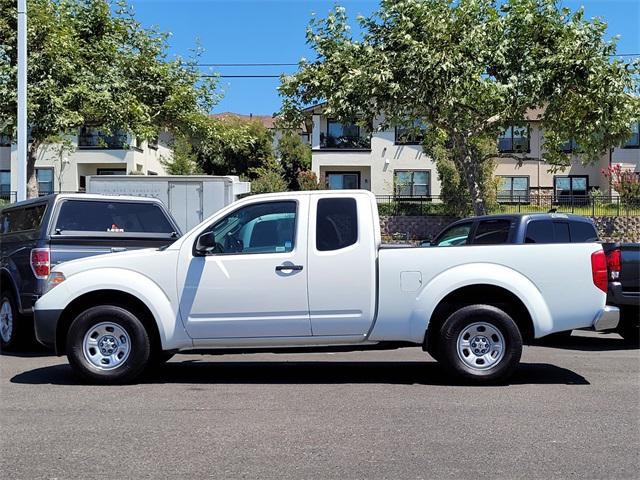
[461,155,487,216]
[26,141,40,199]
[455,137,487,216]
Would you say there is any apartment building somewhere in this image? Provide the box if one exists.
[0,127,171,197]
[306,103,640,199]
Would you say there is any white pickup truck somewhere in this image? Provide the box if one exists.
[34,191,618,384]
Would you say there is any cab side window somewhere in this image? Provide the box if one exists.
[471,219,511,245]
[435,222,472,246]
[206,201,297,255]
[316,198,358,251]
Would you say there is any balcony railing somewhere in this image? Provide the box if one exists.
[78,133,128,149]
[320,134,371,150]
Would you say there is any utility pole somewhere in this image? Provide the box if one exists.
[16,0,27,201]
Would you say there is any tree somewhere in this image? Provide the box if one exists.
[161,134,201,175]
[0,0,218,197]
[195,116,275,179]
[280,0,639,215]
[297,170,322,190]
[277,130,311,189]
[250,158,288,194]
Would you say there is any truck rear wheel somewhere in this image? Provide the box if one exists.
[0,291,25,351]
[66,305,151,384]
[438,304,522,384]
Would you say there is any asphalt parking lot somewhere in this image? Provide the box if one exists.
[1,330,639,480]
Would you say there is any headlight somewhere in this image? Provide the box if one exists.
[46,272,66,292]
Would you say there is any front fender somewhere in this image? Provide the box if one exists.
[35,268,192,350]
[410,263,552,341]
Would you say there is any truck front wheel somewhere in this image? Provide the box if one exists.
[438,304,522,384]
[66,305,151,384]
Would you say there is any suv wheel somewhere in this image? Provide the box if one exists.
[0,292,22,351]
[66,305,151,384]
[438,304,523,384]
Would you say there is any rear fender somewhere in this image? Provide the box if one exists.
[411,263,552,342]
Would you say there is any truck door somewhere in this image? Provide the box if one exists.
[177,197,311,339]
[307,195,377,337]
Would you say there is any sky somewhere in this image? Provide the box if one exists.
[129,0,640,116]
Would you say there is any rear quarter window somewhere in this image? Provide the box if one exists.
[0,204,47,234]
[525,220,554,243]
[54,200,174,234]
[316,198,358,251]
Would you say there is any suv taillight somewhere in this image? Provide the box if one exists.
[591,250,608,293]
[30,248,50,279]
[606,248,621,280]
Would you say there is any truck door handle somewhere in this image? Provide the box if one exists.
[275,264,303,272]
[111,247,127,253]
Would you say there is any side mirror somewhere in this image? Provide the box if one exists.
[195,231,216,255]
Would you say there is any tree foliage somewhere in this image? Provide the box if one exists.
[297,170,322,190]
[280,0,639,215]
[161,134,201,175]
[249,158,288,194]
[277,130,312,189]
[195,116,275,179]
[0,0,218,196]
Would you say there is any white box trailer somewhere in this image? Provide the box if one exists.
[86,175,251,232]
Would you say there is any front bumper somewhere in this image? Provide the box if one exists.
[34,308,63,351]
[592,305,620,331]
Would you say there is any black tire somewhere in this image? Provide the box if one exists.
[617,308,640,346]
[438,304,523,384]
[0,291,26,351]
[66,305,151,384]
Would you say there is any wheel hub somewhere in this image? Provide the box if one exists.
[98,335,119,355]
[82,322,131,371]
[0,300,13,343]
[456,322,506,371]
[470,335,490,355]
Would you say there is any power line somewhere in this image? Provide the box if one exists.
[197,63,298,67]
[203,74,282,78]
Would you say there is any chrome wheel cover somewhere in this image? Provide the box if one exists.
[457,322,505,371]
[0,299,14,343]
[82,322,131,370]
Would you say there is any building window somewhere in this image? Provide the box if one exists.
[325,172,360,190]
[321,120,370,149]
[148,136,159,150]
[498,176,529,202]
[395,120,427,145]
[36,168,54,195]
[498,124,530,153]
[0,170,10,195]
[554,175,588,200]
[559,139,579,153]
[78,126,127,149]
[394,170,430,197]
[96,168,127,176]
[624,121,639,148]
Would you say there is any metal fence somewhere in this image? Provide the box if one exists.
[2,191,640,217]
[376,194,640,217]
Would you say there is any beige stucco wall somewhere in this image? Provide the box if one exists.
[312,116,441,196]
[3,135,170,194]
[311,114,639,197]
